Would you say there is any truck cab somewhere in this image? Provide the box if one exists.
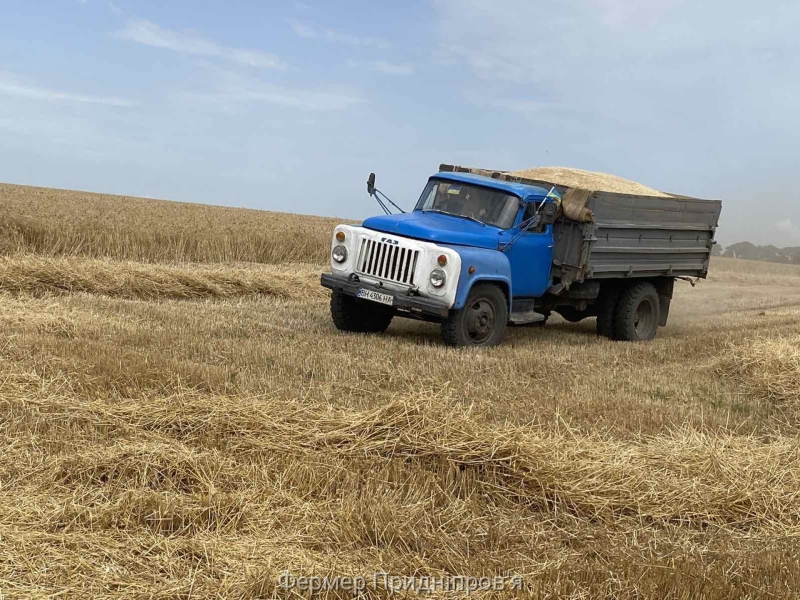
[320,170,560,346]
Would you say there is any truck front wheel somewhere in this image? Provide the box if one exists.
[330,290,394,333]
[442,283,508,347]
[613,282,661,341]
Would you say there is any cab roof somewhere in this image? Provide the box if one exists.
[432,171,553,199]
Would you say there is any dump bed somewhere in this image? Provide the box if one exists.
[439,165,722,285]
[551,191,721,284]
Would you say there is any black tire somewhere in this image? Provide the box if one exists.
[596,285,622,339]
[442,283,508,347]
[556,306,589,323]
[330,290,393,333]
[613,282,661,341]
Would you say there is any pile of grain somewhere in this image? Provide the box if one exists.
[511,167,672,197]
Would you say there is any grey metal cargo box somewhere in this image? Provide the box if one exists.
[552,191,721,284]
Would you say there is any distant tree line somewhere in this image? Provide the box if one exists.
[712,242,800,264]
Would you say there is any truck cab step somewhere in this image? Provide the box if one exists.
[509,311,547,325]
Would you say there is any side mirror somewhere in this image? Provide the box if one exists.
[541,202,558,225]
[367,173,376,196]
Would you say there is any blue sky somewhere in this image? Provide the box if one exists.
[1,0,798,246]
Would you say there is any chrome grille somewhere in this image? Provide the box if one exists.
[356,238,420,285]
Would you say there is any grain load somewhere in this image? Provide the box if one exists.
[511,166,673,198]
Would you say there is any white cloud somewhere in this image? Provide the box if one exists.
[182,70,366,112]
[236,86,364,111]
[288,19,317,39]
[117,19,285,70]
[371,60,415,76]
[432,0,800,122]
[0,115,88,137]
[0,77,134,107]
[489,98,549,114]
[287,19,390,48]
[775,218,800,241]
[473,96,552,120]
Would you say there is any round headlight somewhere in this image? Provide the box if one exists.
[429,268,446,288]
[332,245,348,264]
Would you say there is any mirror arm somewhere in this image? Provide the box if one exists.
[366,171,405,214]
[374,188,406,214]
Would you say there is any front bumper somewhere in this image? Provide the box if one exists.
[320,273,450,318]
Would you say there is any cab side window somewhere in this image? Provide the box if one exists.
[522,203,546,233]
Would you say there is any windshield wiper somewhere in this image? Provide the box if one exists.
[422,209,487,227]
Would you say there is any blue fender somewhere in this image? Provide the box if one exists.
[443,245,513,311]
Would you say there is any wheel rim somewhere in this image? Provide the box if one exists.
[464,298,496,344]
[634,298,656,338]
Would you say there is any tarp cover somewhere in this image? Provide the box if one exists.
[559,188,594,223]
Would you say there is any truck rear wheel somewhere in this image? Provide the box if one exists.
[613,282,661,341]
[442,283,507,347]
[330,290,393,333]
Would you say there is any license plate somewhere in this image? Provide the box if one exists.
[357,288,394,306]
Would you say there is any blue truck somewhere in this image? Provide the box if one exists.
[320,164,722,347]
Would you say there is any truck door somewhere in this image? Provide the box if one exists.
[500,203,554,298]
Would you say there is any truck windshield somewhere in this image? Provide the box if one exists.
[414,180,520,229]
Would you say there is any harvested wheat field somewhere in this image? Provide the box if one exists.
[0,183,344,264]
[2,185,800,599]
